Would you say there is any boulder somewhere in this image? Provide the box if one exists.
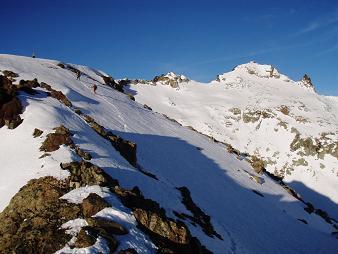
[40,125,74,152]
[33,128,43,138]
[74,228,96,248]
[0,176,81,253]
[86,217,128,235]
[81,193,109,217]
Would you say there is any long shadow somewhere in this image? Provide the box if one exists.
[10,89,338,253]
[98,129,338,254]
[288,180,338,221]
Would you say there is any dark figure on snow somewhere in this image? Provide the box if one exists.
[92,84,97,94]
[76,70,81,80]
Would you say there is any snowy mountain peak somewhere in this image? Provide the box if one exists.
[233,61,282,78]
[214,61,295,85]
[152,72,189,88]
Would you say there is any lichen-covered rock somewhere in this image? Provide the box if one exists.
[0,176,81,253]
[134,208,189,245]
[249,155,266,174]
[153,73,189,88]
[33,128,43,138]
[0,76,23,129]
[75,146,92,160]
[2,70,19,81]
[60,160,119,188]
[74,228,96,248]
[242,109,274,123]
[81,193,110,217]
[86,217,128,235]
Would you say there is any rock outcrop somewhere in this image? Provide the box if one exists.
[0,75,23,129]
[0,176,81,253]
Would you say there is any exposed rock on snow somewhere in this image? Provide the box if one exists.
[300,74,316,92]
[0,176,81,253]
[0,75,23,129]
[81,193,110,217]
[153,72,190,88]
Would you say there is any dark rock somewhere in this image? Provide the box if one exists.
[33,128,43,138]
[18,78,40,89]
[2,70,19,81]
[60,160,119,188]
[304,202,314,214]
[40,125,74,152]
[301,74,315,91]
[75,108,82,115]
[40,82,52,91]
[127,93,135,101]
[252,190,264,197]
[86,225,118,252]
[0,76,23,129]
[143,104,152,110]
[57,63,66,69]
[102,76,123,92]
[86,217,128,235]
[133,208,189,244]
[177,187,222,240]
[107,133,137,167]
[75,146,92,160]
[81,193,109,217]
[49,90,72,107]
[119,248,138,254]
[74,228,96,248]
[297,219,308,224]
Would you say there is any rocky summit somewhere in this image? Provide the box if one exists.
[0,54,337,254]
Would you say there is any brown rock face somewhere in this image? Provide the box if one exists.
[102,75,124,92]
[33,128,43,138]
[249,156,266,174]
[0,176,81,253]
[86,217,128,235]
[74,228,96,248]
[40,125,74,152]
[2,70,19,81]
[60,160,119,188]
[81,193,110,217]
[301,74,315,91]
[133,208,189,244]
[0,75,23,129]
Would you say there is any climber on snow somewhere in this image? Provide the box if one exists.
[92,84,97,94]
[76,70,81,80]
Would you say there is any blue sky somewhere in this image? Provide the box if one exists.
[2,0,338,95]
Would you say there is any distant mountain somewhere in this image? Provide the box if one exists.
[0,55,337,253]
[128,61,338,219]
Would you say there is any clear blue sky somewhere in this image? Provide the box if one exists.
[2,0,338,95]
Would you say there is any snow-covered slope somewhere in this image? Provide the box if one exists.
[0,55,337,253]
[128,62,338,219]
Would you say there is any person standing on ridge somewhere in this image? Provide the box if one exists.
[92,84,97,94]
[76,70,81,80]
